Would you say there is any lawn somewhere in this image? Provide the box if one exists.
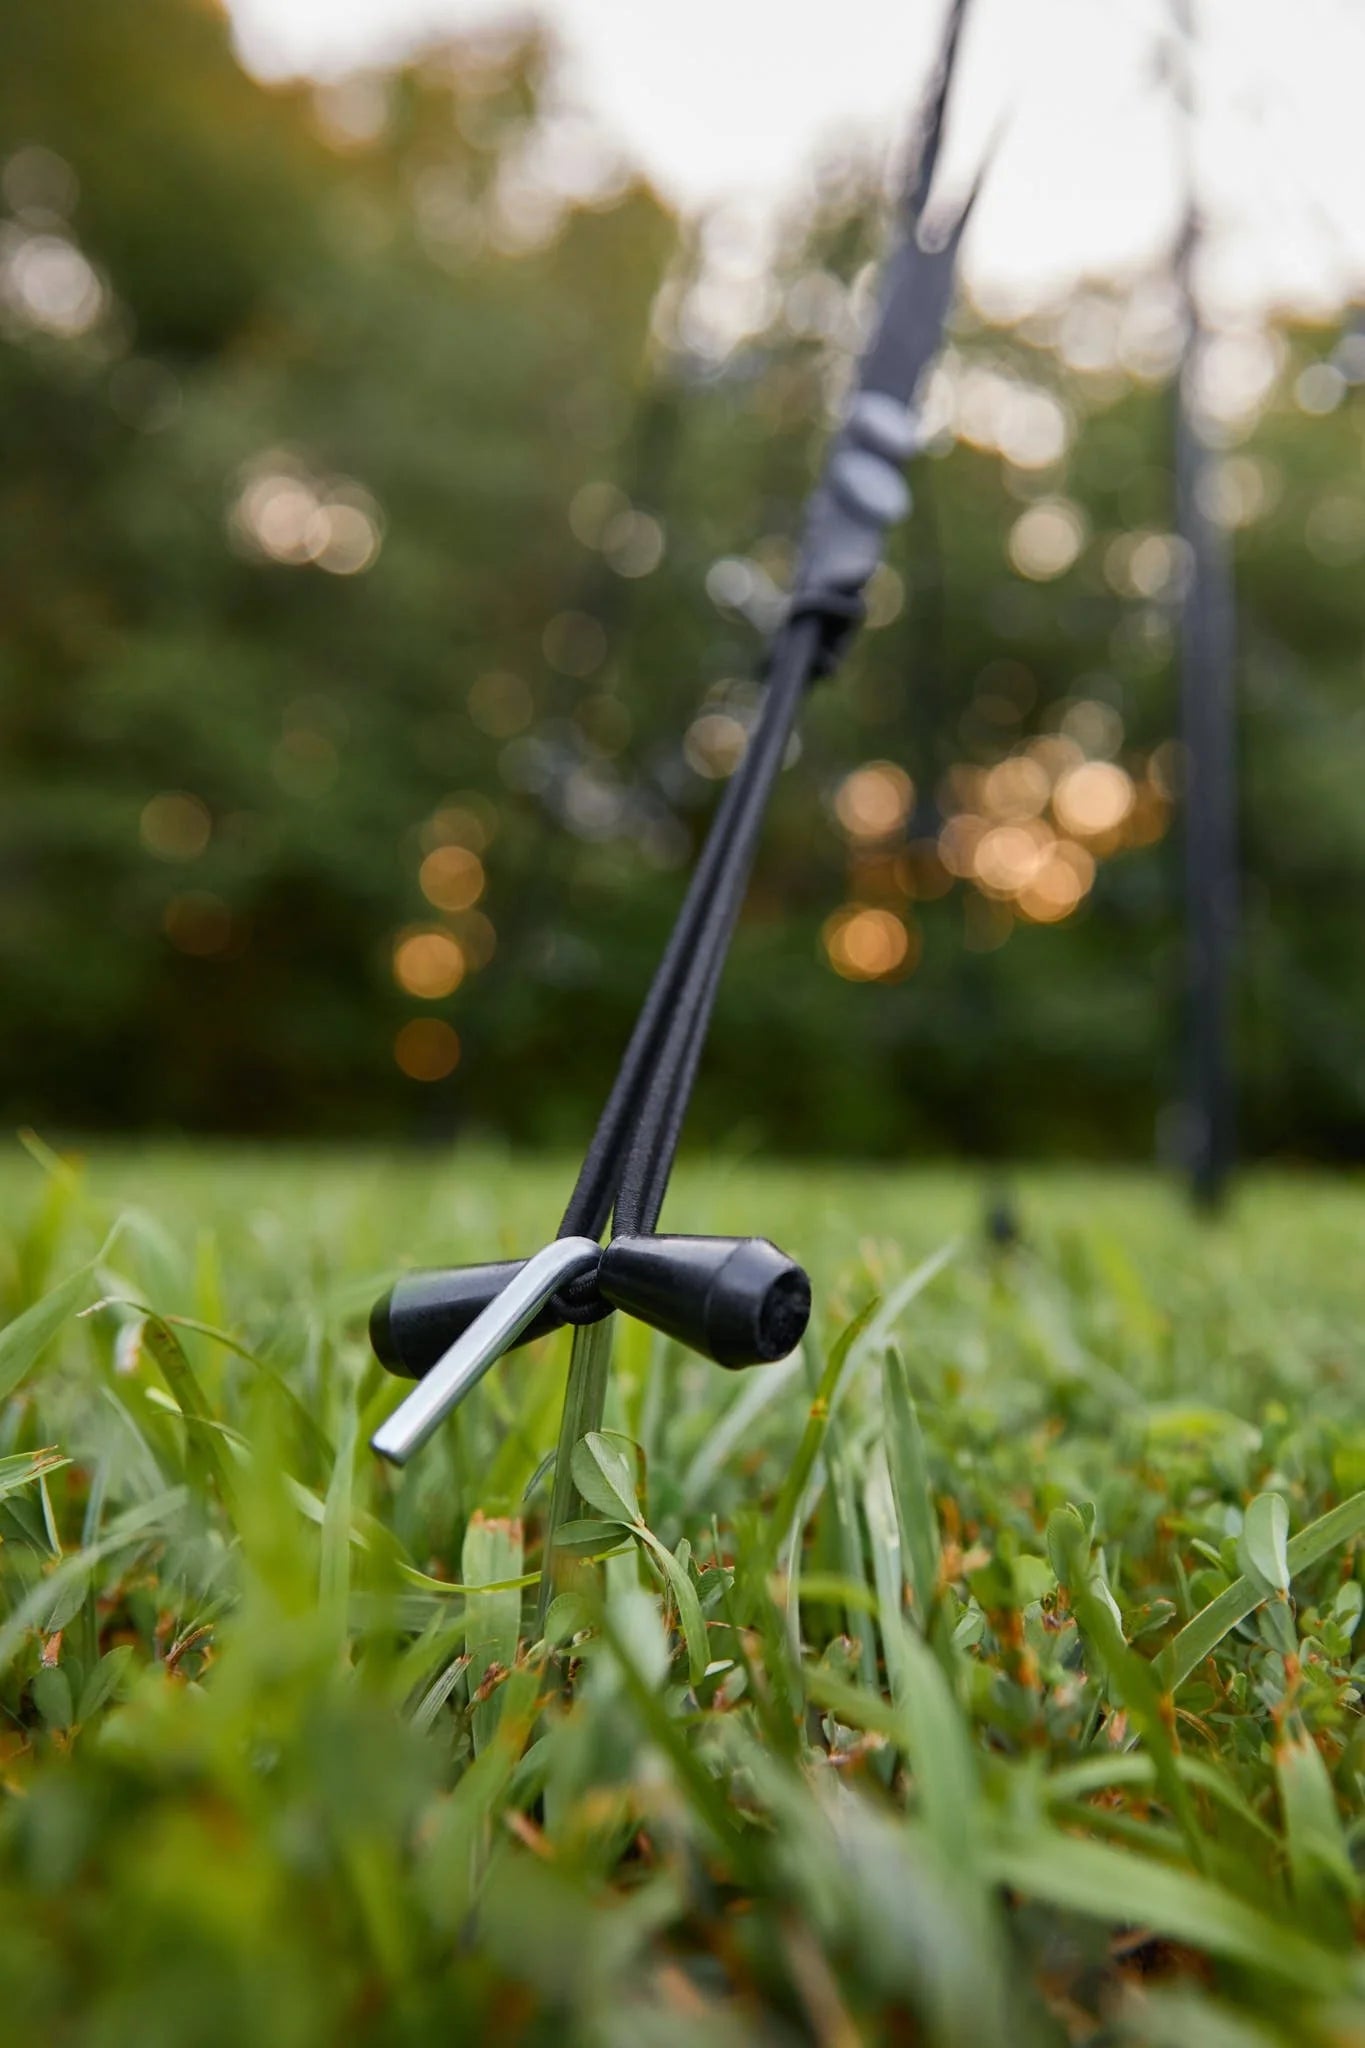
[2,1139,1364,2045]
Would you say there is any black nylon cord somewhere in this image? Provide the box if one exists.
[548,617,818,1319]
[547,3,975,1302]
[612,615,819,1235]
[555,618,815,1244]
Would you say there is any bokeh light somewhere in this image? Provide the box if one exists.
[834,761,914,842]
[981,755,1049,820]
[823,904,918,981]
[1104,530,1188,601]
[394,1017,461,1081]
[314,499,381,575]
[938,812,987,878]
[973,822,1050,898]
[864,564,904,629]
[1016,841,1095,923]
[424,798,496,855]
[1053,761,1135,838]
[568,479,628,547]
[601,509,664,578]
[1008,499,1086,580]
[141,792,211,861]
[1,232,105,337]
[1059,700,1124,758]
[1305,496,1365,567]
[393,927,465,998]
[230,464,381,572]
[453,909,497,970]
[419,844,485,912]
[684,711,748,779]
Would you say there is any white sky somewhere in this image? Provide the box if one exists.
[227,0,1365,322]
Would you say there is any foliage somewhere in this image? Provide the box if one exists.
[2,4,1365,1156]
[2,1140,1365,2041]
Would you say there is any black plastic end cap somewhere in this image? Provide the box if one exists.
[597,1235,811,1370]
[369,1259,566,1378]
[369,1285,400,1369]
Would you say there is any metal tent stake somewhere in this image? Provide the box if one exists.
[371,1237,601,1466]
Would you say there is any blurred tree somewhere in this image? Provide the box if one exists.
[1,0,1363,1161]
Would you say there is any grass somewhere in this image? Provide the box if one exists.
[2,1138,1365,2045]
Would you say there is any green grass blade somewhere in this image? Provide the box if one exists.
[0,1226,121,1403]
[765,1298,879,1572]
[986,1825,1346,1993]
[1156,1488,1365,1692]
[0,1447,70,1503]
[883,1342,940,1629]
[538,1316,614,1629]
[462,1511,525,1753]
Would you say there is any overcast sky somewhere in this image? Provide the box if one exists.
[227,0,1365,323]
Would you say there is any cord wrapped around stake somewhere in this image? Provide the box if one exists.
[371,1234,812,1379]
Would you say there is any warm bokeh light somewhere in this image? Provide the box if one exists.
[453,909,497,971]
[392,927,465,998]
[163,891,232,955]
[1053,760,1135,838]
[424,798,497,855]
[1016,840,1095,922]
[419,844,485,912]
[1305,495,1365,567]
[230,465,381,572]
[1059,699,1124,759]
[314,500,380,575]
[972,822,1050,898]
[1026,734,1085,783]
[822,904,918,981]
[864,563,904,628]
[981,755,1049,821]
[1104,529,1187,601]
[141,791,211,861]
[394,1017,461,1081]
[601,508,665,578]
[1125,779,1172,846]
[568,479,628,547]
[834,761,914,842]
[1198,453,1278,530]
[938,812,987,878]
[1008,499,1086,580]
[684,711,748,779]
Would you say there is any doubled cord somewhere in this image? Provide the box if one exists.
[550,616,819,1316]
[612,615,820,1236]
[549,16,980,1301]
[369,0,985,1444]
